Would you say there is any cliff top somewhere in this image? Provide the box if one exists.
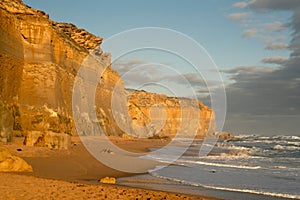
[126,89,207,109]
[0,0,103,52]
[52,22,103,52]
[0,0,44,16]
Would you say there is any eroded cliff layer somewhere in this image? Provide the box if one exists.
[127,90,215,138]
[0,0,120,143]
[0,0,215,146]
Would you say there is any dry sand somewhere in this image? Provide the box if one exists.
[3,136,168,180]
[0,173,215,200]
[0,137,219,200]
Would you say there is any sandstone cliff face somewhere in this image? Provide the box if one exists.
[0,0,115,140]
[0,0,215,145]
[127,90,215,138]
[52,22,103,52]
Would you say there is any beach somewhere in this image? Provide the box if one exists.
[0,173,215,200]
[0,137,218,200]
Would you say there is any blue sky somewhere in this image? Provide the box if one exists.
[23,0,299,135]
[24,0,290,69]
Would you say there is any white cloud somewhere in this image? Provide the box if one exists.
[264,21,286,32]
[233,2,248,8]
[222,66,276,81]
[261,56,289,65]
[265,43,289,50]
[241,29,286,44]
[242,29,258,38]
[222,66,275,74]
[227,12,250,20]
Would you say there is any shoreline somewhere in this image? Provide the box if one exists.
[0,136,219,199]
[1,136,292,200]
[118,174,291,200]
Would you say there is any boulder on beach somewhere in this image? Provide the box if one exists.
[0,146,33,172]
[23,131,71,150]
[218,132,235,140]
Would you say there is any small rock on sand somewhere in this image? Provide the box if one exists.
[99,177,116,184]
[218,132,235,140]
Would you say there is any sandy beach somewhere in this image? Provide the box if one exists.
[0,137,219,200]
[3,136,166,181]
[0,173,216,200]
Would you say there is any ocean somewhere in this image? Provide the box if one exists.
[142,135,300,199]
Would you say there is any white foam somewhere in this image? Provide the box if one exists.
[287,141,300,146]
[236,135,300,141]
[201,185,300,199]
[147,134,300,199]
[273,145,300,151]
[274,165,287,169]
[273,135,300,140]
[198,155,262,160]
[179,160,261,170]
[245,140,300,146]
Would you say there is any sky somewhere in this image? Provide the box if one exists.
[23,0,300,136]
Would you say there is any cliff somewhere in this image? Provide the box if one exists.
[127,90,215,138]
[0,0,118,143]
[0,0,215,147]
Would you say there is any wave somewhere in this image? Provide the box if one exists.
[150,173,300,199]
[218,135,300,155]
[204,185,300,199]
[216,142,248,149]
[198,154,264,160]
[179,160,261,170]
[273,145,300,151]
[237,139,300,146]
[236,135,300,140]
[274,135,300,140]
[146,134,300,199]
[286,141,300,146]
[215,143,263,156]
